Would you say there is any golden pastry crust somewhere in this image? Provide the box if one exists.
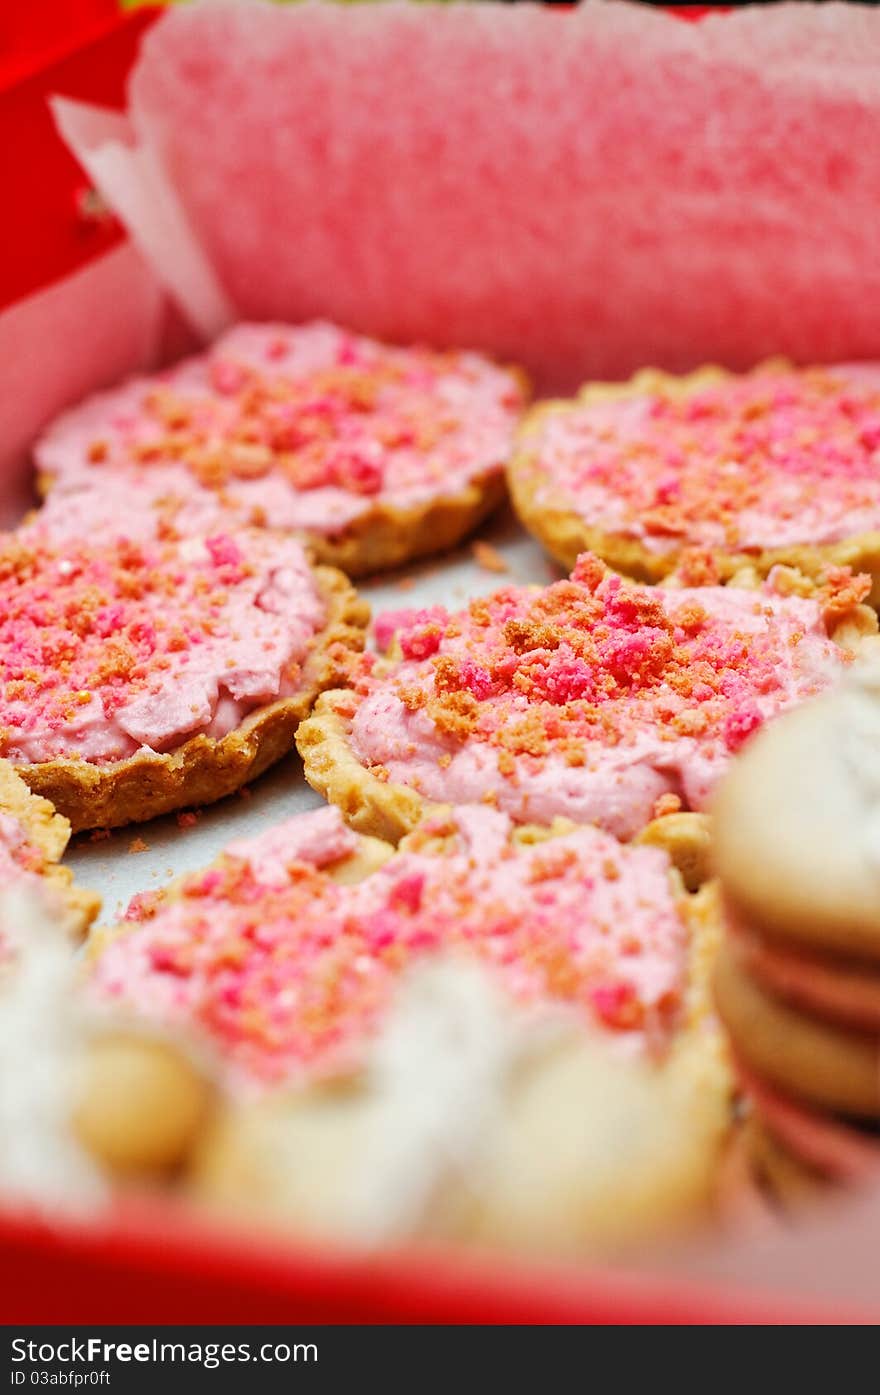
[306,471,507,578]
[16,565,369,833]
[634,812,712,894]
[297,688,428,844]
[297,586,878,848]
[713,940,880,1120]
[508,363,880,603]
[0,760,98,937]
[188,834,732,1254]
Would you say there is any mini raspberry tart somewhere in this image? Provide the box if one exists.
[0,526,368,830]
[35,322,527,576]
[84,803,730,1248]
[297,552,878,844]
[509,362,880,600]
[0,760,98,940]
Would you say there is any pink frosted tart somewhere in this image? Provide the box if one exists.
[509,362,880,602]
[0,761,98,941]
[0,526,368,830]
[296,552,878,844]
[713,672,880,1200]
[85,803,730,1250]
[35,322,527,577]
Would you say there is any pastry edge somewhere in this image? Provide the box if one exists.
[0,760,99,938]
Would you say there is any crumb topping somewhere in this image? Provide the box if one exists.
[531,366,880,552]
[88,808,688,1088]
[39,324,525,535]
[358,556,856,834]
[0,528,325,764]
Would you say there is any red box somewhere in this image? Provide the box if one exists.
[1,4,877,1324]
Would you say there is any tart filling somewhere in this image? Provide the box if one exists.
[87,805,693,1091]
[36,321,525,543]
[522,364,880,555]
[343,556,857,838]
[0,527,326,765]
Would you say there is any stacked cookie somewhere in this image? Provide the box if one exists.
[713,673,880,1189]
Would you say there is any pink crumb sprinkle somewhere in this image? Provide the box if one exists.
[723,704,764,752]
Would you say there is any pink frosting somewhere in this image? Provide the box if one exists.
[353,555,853,838]
[0,527,325,765]
[87,804,689,1091]
[35,321,524,545]
[529,364,880,553]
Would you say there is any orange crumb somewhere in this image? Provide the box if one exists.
[128,837,149,854]
[652,793,683,819]
[471,540,508,574]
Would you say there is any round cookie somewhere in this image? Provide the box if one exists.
[297,552,877,844]
[0,526,368,830]
[35,321,527,577]
[731,1114,828,1212]
[736,1062,880,1188]
[713,940,879,1120]
[84,803,731,1249]
[73,1032,215,1178]
[728,915,880,1033]
[508,361,880,602]
[714,669,880,961]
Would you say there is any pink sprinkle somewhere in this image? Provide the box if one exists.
[149,945,188,976]
[123,891,161,923]
[389,871,425,914]
[533,650,594,704]
[365,913,397,952]
[590,981,639,1029]
[332,447,383,495]
[723,703,763,752]
[209,359,248,395]
[375,606,447,655]
[458,659,495,700]
[205,535,243,568]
